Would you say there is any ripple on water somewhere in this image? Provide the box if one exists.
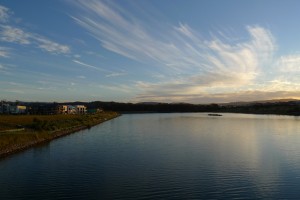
[1,113,300,199]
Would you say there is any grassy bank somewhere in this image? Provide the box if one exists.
[0,112,120,158]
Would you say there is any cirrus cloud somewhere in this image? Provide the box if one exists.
[35,37,70,54]
[72,0,275,87]
[0,25,30,44]
[0,5,10,23]
[276,54,300,72]
[71,0,300,103]
[0,4,70,55]
[0,46,10,57]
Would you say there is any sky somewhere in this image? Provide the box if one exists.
[1,0,300,103]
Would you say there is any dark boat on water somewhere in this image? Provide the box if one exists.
[208,113,222,116]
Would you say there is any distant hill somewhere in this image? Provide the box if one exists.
[137,102,160,105]
[2,98,300,116]
[220,99,300,106]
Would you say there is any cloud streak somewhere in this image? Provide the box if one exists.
[1,1,299,103]
[105,72,127,78]
[0,5,70,54]
[35,37,70,54]
[73,59,109,72]
[72,1,275,86]
[0,46,10,57]
[0,25,30,44]
[276,54,300,72]
[71,0,285,102]
[134,90,300,104]
[72,59,127,78]
[0,5,10,23]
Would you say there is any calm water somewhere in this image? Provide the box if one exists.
[1,113,300,199]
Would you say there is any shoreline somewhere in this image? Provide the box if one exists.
[120,111,300,116]
[0,113,120,159]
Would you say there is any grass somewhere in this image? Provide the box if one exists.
[0,114,81,131]
[0,112,120,156]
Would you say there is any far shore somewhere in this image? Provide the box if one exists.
[0,112,120,159]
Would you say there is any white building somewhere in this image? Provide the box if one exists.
[75,105,87,114]
[9,105,27,114]
[59,105,86,114]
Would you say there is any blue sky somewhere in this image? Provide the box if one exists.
[1,0,300,103]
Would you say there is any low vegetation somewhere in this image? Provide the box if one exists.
[0,112,120,157]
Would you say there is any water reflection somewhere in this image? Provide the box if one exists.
[1,113,300,199]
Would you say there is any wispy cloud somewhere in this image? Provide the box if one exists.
[72,1,274,87]
[105,72,127,78]
[0,5,10,23]
[73,59,127,78]
[77,75,86,79]
[70,0,282,102]
[94,83,132,93]
[134,89,300,104]
[0,46,10,57]
[35,37,70,54]
[276,54,300,72]
[0,25,30,44]
[4,89,25,94]
[73,59,109,72]
[0,63,14,75]
[0,25,71,54]
[0,5,70,55]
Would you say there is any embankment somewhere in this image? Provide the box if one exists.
[0,112,120,159]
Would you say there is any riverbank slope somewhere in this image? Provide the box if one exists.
[0,112,120,158]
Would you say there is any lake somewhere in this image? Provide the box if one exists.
[1,113,300,199]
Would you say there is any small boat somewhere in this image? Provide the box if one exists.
[208,113,222,116]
